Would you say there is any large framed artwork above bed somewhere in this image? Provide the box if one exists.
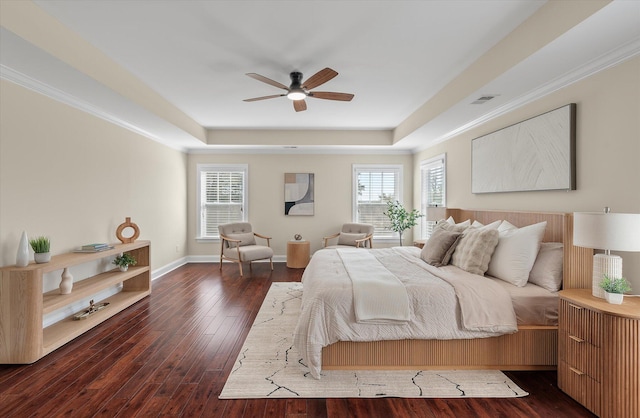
[294,208,594,378]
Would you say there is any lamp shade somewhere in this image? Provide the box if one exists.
[573,212,640,252]
[425,206,447,221]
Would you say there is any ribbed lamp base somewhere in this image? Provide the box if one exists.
[592,253,622,298]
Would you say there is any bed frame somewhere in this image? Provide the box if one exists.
[321,209,593,371]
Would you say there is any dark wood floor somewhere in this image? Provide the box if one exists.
[0,262,595,417]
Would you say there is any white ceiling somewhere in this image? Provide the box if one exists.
[2,1,640,152]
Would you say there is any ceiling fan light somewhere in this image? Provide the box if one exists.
[287,90,306,101]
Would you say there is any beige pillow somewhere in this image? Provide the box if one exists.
[420,228,462,267]
[226,232,256,248]
[528,242,564,292]
[486,221,547,287]
[436,220,468,234]
[451,228,499,275]
[338,232,367,246]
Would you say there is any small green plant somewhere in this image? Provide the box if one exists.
[113,253,137,268]
[383,200,424,246]
[29,236,50,253]
[599,275,632,294]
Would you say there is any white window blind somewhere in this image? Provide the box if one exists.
[353,165,402,239]
[420,154,446,239]
[197,164,248,239]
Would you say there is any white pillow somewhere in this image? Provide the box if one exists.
[446,216,471,227]
[471,220,502,230]
[528,242,563,292]
[486,221,547,287]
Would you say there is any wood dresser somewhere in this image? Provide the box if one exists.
[558,289,639,417]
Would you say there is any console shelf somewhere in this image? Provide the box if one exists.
[0,241,151,364]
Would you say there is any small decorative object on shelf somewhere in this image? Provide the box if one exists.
[16,231,29,267]
[29,236,51,263]
[59,267,73,294]
[116,217,140,243]
[113,253,137,272]
[73,299,110,320]
[599,274,631,304]
[294,234,302,241]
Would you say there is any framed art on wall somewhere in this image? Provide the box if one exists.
[284,173,314,215]
[472,103,576,193]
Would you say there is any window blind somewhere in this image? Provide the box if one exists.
[197,165,247,238]
[354,165,401,238]
[420,155,446,239]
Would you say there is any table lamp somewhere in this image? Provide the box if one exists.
[573,208,640,298]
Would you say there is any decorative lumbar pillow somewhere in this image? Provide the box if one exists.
[451,228,499,275]
[486,221,547,287]
[528,242,564,292]
[420,228,462,267]
[338,232,367,246]
[226,232,256,248]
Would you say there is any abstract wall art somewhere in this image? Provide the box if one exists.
[472,103,576,193]
[284,173,314,215]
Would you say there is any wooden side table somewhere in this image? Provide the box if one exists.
[558,288,640,418]
[413,239,426,249]
[286,240,310,268]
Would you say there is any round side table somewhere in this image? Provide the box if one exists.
[287,240,310,268]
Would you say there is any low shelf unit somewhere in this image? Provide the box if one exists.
[0,240,151,364]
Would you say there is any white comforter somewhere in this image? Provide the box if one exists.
[293,247,518,379]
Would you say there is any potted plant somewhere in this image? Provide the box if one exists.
[599,275,631,304]
[113,253,137,272]
[383,200,424,246]
[29,236,51,263]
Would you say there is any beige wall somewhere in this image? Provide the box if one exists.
[414,56,640,290]
[187,152,414,257]
[0,80,188,272]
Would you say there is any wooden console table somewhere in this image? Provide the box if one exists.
[0,241,151,364]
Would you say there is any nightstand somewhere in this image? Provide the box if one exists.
[413,239,426,249]
[558,289,639,418]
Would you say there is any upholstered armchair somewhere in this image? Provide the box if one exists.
[218,222,274,276]
[323,223,374,248]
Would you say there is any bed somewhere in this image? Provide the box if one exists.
[294,209,593,379]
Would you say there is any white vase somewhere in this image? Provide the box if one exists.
[16,231,30,267]
[119,265,128,272]
[59,268,73,294]
[604,291,623,305]
[34,252,51,263]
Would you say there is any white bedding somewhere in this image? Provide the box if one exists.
[293,247,518,379]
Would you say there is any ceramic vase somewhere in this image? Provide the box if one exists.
[16,231,29,267]
[60,268,73,294]
[119,265,128,272]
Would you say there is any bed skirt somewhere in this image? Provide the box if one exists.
[322,325,557,371]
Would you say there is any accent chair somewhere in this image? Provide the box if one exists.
[218,222,274,276]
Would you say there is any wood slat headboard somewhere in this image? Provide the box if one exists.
[445,208,592,290]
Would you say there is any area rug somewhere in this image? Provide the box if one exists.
[219,282,528,399]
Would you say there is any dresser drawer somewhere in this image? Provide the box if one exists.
[558,360,601,416]
[559,299,602,346]
[558,331,601,382]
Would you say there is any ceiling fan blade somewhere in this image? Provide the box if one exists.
[243,94,285,102]
[302,67,338,90]
[245,73,289,90]
[293,99,307,112]
[308,91,354,101]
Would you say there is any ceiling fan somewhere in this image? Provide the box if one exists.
[243,67,354,112]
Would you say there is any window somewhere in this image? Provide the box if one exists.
[420,154,446,239]
[353,164,402,239]
[197,164,248,239]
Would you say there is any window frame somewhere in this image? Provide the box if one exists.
[196,163,249,241]
[420,154,446,239]
[352,164,403,241]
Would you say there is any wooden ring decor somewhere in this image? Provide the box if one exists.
[116,217,140,243]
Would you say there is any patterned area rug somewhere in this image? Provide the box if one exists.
[219,282,528,399]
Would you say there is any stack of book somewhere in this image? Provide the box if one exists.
[74,243,114,253]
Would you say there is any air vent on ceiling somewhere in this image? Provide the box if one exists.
[471,94,498,104]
